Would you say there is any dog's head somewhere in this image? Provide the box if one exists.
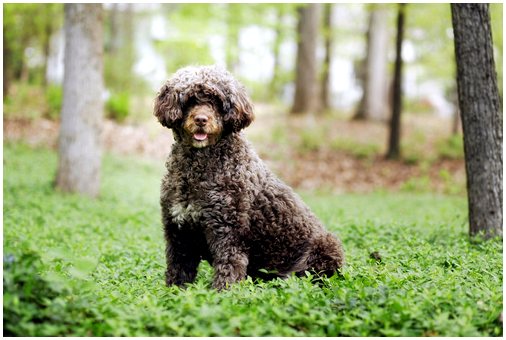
[154,65,254,148]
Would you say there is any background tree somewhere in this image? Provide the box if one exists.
[320,3,334,111]
[3,6,15,96]
[225,4,244,74]
[160,4,216,73]
[3,4,62,95]
[353,4,390,121]
[291,3,321,115]
[55,4,104,198]
[386,4,406,160]
[40,4,62,87]
[451,3,503,239]
[269,5,294,100]
[103,4,136,121]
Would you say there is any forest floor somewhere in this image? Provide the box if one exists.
[3,103,466,194]
[5,98,501,337]
[3,142,502,336]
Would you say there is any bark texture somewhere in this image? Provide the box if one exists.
[269,7,284,99]
[386,4,405,160]
[3,35,12,97]
[354,5,390,121]
[56,4,104,198]
[451,3,503,238]
[291,4,321,115]
[320,3,334,111]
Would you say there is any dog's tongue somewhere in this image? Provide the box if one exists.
[194,133,208,141]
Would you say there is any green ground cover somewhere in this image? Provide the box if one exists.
[3,142,503,336]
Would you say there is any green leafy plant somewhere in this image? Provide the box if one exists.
[400,175,431,193]
[3,82,47,119]
[436,134,465,160]
[402,131,428,165]
[45,85,63,119]
[298,129,322,153]
[3,142,502,336]
[106,92,130,122]
[3,251,103,336]
[330,138,380,160]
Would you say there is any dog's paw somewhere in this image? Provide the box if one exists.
[212,270,243,291]
[165,270,188,287]
[165,274,178,287]
[211,277,232,291]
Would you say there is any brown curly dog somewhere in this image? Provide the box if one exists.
[154,65,345,290]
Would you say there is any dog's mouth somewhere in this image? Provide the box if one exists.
[193,133,208,141]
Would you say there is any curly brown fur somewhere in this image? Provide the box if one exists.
[154,65,345,290]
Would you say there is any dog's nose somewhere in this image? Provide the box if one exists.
[194,115,208,126]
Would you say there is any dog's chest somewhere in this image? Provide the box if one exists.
[169,202,201,229]
[164,146,244,229]
[164,163,210,229]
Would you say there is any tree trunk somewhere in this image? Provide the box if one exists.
[386,4,406,160]
[42,22,52,87]
[123,4,135,93]
[3,34,12,97]
[320,3,334,112]
[449,85,461,135]
[226,4,240,74]
[42,5,57,87]
[451,3,503,239]
[269,7,284,99]
[56,4,104,198]
[291,4,321,115]
[354,5,390,121]
[452,106,461,136]
[108,3,120,54]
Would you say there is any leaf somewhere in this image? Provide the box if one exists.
[44,247,70,261]
[68,257,98,280]
[43,270,71,292]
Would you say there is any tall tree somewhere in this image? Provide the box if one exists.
[291,4,321,115]
[269,6,285,99]
[107,3,121,54]
[41,4,63,87]
[3,17,13,97]
[104,4,135,94]
[320,3,334,111]
[451,4,503,239]
[386,4,406,160]
[268,4,299,101]
[225,4,242,73]
[449,84,461,135]
[55,4,104,198]
[354,4,390,121]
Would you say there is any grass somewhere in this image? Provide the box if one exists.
[3,142,503,336]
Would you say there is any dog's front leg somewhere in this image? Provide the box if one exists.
[164,224,201,287]
[207,230,248,290]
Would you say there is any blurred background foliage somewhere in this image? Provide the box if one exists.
[3,3,502,123]
[2,3,503,180]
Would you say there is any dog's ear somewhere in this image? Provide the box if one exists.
[222,85,255,132]
[154,83,183,129]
